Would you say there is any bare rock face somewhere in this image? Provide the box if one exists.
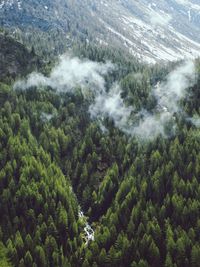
[1,0,200,63]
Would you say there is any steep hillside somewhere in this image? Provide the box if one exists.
[1,0,200,62]
[90,0,200,63]
[1,43,200,267]
[2,2,200,267]
[0,33,40,81]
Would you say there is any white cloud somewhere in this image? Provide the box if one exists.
[89,84,134,133]
[133,60,196,139]
[14,55,114,93]
[14,56,196,140]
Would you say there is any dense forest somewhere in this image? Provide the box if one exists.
[1,32,200,267]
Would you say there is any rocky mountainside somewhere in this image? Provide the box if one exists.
[90,0,200,63]
[1,0,200,63]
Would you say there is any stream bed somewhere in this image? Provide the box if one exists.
[79,210,94,245]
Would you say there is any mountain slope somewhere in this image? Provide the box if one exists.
[91,0,200,63]
[0,33,40,81]
[1,41,200,267]
[1,0,200,63]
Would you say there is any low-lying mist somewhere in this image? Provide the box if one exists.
[14,56,114,93]
[132,60,196,139]
[14,55,197,140]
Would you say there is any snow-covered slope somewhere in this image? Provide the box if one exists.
[1,0,200,63]
[90,0,200,63]
[0,0,22,10]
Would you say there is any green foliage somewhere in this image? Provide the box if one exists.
[1,42,200,267]
[0,35,41,83]
[0,242,12,267]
